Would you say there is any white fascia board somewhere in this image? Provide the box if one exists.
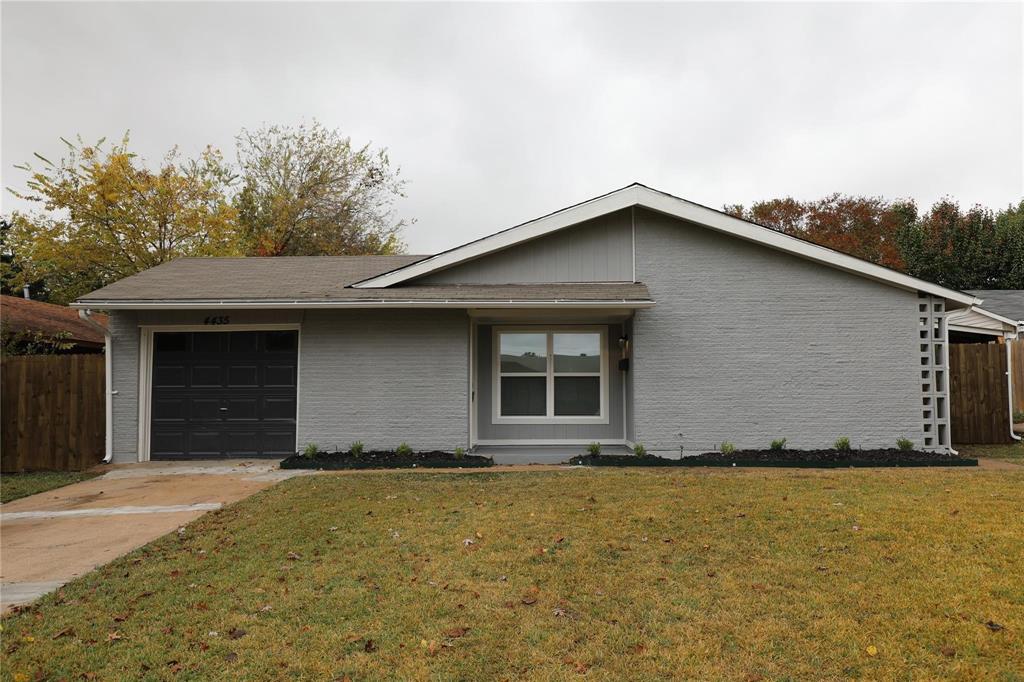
[352,183,978,307]
[70,299,656,310]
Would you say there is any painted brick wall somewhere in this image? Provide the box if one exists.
[108,310,140,463]
[298,309,469,451]
[632,208,924,454]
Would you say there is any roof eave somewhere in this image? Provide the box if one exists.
[350,183,978,307]
[71,299,656,310]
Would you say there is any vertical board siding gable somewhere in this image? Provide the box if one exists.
[420,209,633,284]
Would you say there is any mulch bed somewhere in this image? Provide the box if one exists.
[568,449,978,468]
[280,450,494,470]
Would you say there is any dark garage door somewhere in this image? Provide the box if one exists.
[150,330,298,459]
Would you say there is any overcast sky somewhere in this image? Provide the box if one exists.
[2,1,1021,254]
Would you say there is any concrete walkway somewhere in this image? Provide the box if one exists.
[0,460,306,612]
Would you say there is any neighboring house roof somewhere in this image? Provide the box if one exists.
[352,183,978,307]
[74,257,653,308]
[1,294,108,345]
[968,290,1024,323]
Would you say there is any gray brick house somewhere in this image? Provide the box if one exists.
[74,184,985,463]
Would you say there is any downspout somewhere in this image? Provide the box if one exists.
[1007,336,1022,442]
[79,309,114,463]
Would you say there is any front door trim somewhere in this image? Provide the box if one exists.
[137,324,301,462]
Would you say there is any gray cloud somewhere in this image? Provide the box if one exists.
[3,1,1021,253]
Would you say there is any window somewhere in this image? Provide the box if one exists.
[494,327,606,423]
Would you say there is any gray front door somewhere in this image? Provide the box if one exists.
[150,330,298,459]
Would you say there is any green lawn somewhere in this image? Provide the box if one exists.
[0,470,100,504]
[957,441,1024,464]
[3,468,1022,680]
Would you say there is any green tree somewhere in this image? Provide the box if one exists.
[233,121,407,256]
[4,135,240,303]
[896,200,1024,289]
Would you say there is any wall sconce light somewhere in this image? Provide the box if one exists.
[618,334,630,371]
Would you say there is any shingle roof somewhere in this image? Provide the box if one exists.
[1,295,108,345]
[969,290,1024,322]
[75,257,652,305]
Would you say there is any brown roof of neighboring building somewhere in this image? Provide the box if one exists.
[1,295,108,345]
[74,257,653,305]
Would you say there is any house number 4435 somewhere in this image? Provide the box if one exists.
[203,316,230,325]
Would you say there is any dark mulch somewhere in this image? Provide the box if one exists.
[568,449,978,468]
[280,450,494,470]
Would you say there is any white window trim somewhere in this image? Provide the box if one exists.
[491,325,608,425]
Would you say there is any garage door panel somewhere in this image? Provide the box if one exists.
[263,397,297,420]
[154,365,187,387]
[188,431,224,456]
[191,365,223,387]
[228,365,259,386]
[265,365,296,387]
[152,398,186,421]
[225,398,259,420]
[189,398,223,420]
[151,431,186,456]
[151,330,297,460]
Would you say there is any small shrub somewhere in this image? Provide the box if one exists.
[834,436,851,452]
[1014,410,1024,424]
[896,437,914,451]
[587,442,602,456]
[349,441,365,456]
[720,441,736,455]
[632,443,647,457]
[395,442,413,456]
[302,443,319,458]
[453,446,466,460]
[769,438,787,451]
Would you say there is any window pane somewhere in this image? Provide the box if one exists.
[500,333,547,373]
[554,376,600,416]
[553,333,601,373]
[500,376,546,416]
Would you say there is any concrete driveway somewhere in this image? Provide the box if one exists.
[1,460,304,611]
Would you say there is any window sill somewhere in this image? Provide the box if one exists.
[491,416,609,425]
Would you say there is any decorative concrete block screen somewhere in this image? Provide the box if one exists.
[919,294,950,451]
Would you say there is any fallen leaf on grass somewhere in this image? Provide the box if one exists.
[286,552,302,560]
[106,631,123,643]
[52,628,75,640]
[627,643,646,655]
[940,646,956,658]
[865,645,878,656]
[521,596,537,605]
[985,621,1005,632]
[744,674,764,682]
[228,628,247,640]
[444,627,468,638]
[364,639,377,653]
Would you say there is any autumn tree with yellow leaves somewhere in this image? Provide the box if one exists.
[3,136,240,303]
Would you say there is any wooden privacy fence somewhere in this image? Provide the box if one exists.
[1012,340,1024,415]
[1,354,105,472]
[948,342,1014,444]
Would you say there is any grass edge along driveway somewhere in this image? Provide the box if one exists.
[3,467,1022,680]
[1,471,101,504]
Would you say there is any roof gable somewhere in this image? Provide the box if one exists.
[352,183,978,306]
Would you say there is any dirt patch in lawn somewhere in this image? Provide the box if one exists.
[281,451,494,470]
[569,449,977,468]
